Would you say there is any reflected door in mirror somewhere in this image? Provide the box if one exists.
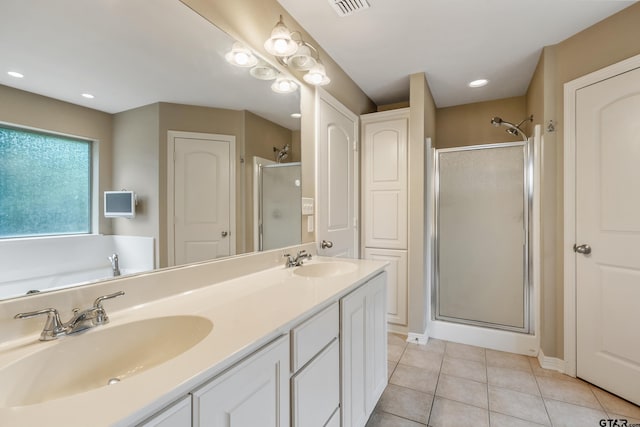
[170,131,235,265]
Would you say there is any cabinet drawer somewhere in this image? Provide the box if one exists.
[291,339,340,427]
[291,302,338,372]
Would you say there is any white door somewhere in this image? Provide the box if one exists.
[317,91,359,258]
[168,131,235,266]
[362,114,408,250]
[575,65,640,405]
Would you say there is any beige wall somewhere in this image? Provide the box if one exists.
[407,73,437,334]
[436,96,528,148]
[524,2,640,358]
[0,84,113,234]
[112,104,161,264]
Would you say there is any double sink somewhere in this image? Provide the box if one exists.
[0,259,357,410]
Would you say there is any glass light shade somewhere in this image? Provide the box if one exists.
[250,61,278,80]
[303,63,330,86]
[287,44,317,71]
[225,42,258,67]
[271,76,298,94]
[264,17,298,57]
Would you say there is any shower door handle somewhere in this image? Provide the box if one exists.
[573,244,591,255]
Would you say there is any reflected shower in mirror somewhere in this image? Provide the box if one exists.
[0,0,303,300]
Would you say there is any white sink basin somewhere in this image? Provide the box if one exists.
[0,315,212,407]
[293,261,357,278]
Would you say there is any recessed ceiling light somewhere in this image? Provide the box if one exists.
[7,71,24,78]
[81,93,95,99]
[468,79,489,88]
[291,113,302,119]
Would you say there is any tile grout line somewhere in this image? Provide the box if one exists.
[533,366,554,426]
[485,347,491,427]
[426,341,449,427]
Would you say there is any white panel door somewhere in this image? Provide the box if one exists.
[363,116,408,249]
[317,91,358,258]
[576,66,640,405]
[171,132,234,265]
[363,248,407,326]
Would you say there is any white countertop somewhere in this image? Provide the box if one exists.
[0,256,386,426]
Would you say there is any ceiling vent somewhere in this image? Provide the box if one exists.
[328,0,370,17]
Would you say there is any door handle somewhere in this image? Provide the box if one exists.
[221,231,228,237]
[573,244,591,255]
[321,240,333,249]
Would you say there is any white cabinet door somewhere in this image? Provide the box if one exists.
[138,396,191,427]
[365,273,388,411]
[291,339,340,427]
[341,272,388,427]
[362,112,408,250]
[192,335,289,427]
[363,248,407,326]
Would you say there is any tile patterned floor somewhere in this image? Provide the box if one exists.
[366,333,640,427]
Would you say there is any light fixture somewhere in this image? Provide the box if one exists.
[7,71,24,78]
[290,113,302,119]
[286,43,317,71]
[271,76,298,94]
[249,60,278,80]
[81,93,95,99]
[303,61,330,86]
[263,15,331,86]
[264,15,298,57]
[225,42,258,68]
[468,79,489,88]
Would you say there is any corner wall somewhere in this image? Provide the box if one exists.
[408,73,436,335]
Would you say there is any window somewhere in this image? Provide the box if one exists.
[0,125,92,239]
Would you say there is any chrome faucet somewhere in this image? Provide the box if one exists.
[14,291,125,341]
[283,250,312,268]
[108,253,121,277]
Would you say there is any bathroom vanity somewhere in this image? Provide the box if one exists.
[0,246,387,427]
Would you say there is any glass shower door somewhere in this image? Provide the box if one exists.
[435,143,530,332]
[259,163,301,251]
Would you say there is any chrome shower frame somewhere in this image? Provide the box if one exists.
[432,139,534,334]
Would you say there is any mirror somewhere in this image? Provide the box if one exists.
[0,0,303,300]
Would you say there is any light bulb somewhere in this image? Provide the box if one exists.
[234,52,250,66]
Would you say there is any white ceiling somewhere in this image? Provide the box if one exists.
[0,0,301,130]
[276,0,635,108]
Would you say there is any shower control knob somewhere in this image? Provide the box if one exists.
[573,244,591,255]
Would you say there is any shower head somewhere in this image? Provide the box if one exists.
[273,143,290,163]
[489,115,532,142]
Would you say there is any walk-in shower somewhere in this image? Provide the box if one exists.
[433,133,534,333]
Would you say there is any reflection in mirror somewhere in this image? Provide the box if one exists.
[0,0,302,300]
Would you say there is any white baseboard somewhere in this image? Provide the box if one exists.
[406,331,429,345]
[537,348,566,373]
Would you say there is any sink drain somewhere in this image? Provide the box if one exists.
[107,378,121,385]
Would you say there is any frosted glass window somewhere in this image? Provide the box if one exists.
[0,126,91,238]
